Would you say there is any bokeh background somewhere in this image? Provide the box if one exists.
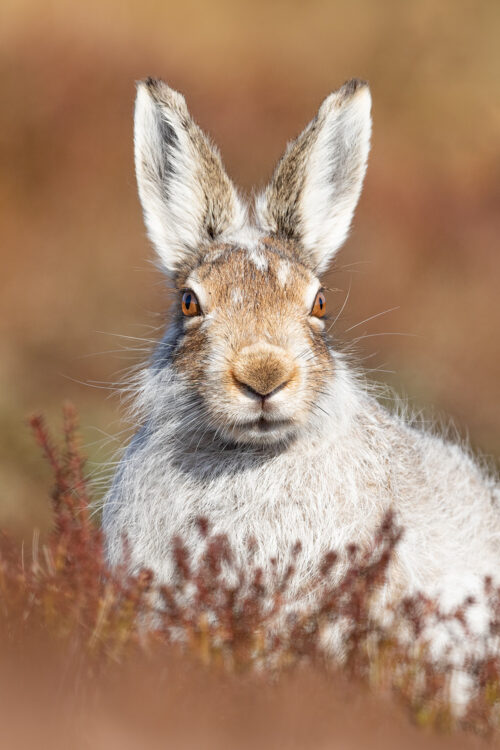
[2,0,499,534]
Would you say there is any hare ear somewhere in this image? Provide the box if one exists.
[134,79,246,275]
[255,80,371,274]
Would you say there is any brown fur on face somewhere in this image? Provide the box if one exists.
[232,344,298,398]
[171,238,334,446]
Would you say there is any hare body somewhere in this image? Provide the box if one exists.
[103,78,500,620]
[105,356,500,609]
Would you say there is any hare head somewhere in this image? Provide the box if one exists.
[134,78,371,446]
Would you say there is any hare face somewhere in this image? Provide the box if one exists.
[171,239,334,445]
[133,77,371,446]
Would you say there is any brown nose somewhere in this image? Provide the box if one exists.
[232,344,297,399]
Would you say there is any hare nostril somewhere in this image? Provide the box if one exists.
[239,382,262,399]
[236,379,289,401]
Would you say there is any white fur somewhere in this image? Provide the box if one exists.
[231,287,244,305]
[246,247,269,272]
[277,259,291,287]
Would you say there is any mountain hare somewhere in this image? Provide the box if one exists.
[104,78,500,624]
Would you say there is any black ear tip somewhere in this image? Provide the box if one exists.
[137,76,159,90]
[137,78,187,114]
[340,79,369,98]
[138,77,168,100]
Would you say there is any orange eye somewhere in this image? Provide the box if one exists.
[181,290,200,317]
[311,290,326,318]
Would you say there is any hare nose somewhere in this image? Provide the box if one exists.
[232,345,297,400]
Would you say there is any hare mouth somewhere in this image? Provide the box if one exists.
[245,417,292,433]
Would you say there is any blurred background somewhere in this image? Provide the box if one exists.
[1,0,499,534]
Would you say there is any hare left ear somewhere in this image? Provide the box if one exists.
[255,80,372,274]
[134,78,247,275]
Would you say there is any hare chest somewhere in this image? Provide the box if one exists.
[104,433,392,594]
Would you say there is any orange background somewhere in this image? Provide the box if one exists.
[1,0,499,533]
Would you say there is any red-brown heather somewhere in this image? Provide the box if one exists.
[0,402,498,747]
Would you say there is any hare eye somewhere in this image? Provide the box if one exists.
[181,290,200,317]
[311,290,326,318]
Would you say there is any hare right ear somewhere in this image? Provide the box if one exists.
[134,79,246,275]
[255,80,372,274]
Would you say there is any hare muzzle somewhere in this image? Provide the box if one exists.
[232,344,298,405]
